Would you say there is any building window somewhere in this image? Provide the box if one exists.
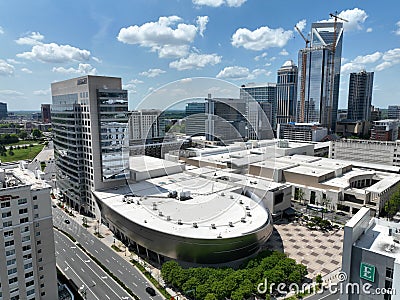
[25,271,33,278]
[1,201,10,208]
[2,211,11,218]
[8,268,17,275]
[386,267,394,279]
[22,236,30,242]
[19,208,28,214]
[20,217,29,224]
[26,280,34,287]
[4,230,13,237]
[5,240,14,247]
[18,198,27,205]
[33,204,38,209]
[9,276,17,284]
[3,221,12,227]
[6,249,15,256]
[33,196,37,200]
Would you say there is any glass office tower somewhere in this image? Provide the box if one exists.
[297,22,343,131]
[52,76,128,216]
[276,60,298,124]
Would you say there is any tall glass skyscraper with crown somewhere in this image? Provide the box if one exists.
[297,22,343,131]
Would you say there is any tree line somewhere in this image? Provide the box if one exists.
[161,250,308,300]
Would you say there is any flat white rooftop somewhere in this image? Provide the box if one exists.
[355,218,400,261]
[95,172,269,239]
[129,155,182,172]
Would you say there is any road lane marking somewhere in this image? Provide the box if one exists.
[118,270,123,274]
[70,257,75,262]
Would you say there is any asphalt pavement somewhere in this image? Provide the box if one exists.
[55,230,132,300]
[52,207,164,300]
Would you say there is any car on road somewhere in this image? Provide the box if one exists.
[145,287,156,296]
[64,219,70,224]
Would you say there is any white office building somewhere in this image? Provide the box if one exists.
[0,165,57,300]
[341,207,400,300]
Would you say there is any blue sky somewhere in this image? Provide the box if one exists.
[0,0,399,111]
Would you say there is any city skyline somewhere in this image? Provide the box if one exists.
[1,1,400,111]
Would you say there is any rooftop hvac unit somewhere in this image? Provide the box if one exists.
[193,222,198,228]
[217,233,222,238]
[152,203,157,210]
[230,195,234,199]
[211,223,216,229]
[166,216,171,221]
[245,206,250,210]
[247,211,252,217]
[178,219,183,225]
[241,217,246,223]
[229,222,234,227]
[221,192,225,196]
[239,199,243,204]
[136,200,140,205]
[158,211,163,217]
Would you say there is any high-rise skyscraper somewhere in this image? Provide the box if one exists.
[206,97,247,143]
[297,22,343,131]
[51,76,129,217]
[0,166,57,300]
[240,83,277,138]
[276,60,298,124]
[347,70,374,121]
[0,102,8,119]
[185,102,206,136]
[40,104,51,123]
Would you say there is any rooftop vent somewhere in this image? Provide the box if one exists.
[221,192,225,196]
[193,222,198,228]
[152,203,157,210]
[136,200,140,205]
[158,211,163,217]
[239,199,243,204]
[166,216,171,221]
[247,211,252,217]
[217,233,222,238]
[229,222,234,227]
[230,195,234,199]
[178,219,182,225]
[211,223,216,229]
[241,217,246,223]
[245,205,250,210]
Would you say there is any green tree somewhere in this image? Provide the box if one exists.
[384,186,400,219]
[316,274,323,288]
[32,129,42,139]
[18,130,28,140]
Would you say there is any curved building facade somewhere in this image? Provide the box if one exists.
[93,170,273,265]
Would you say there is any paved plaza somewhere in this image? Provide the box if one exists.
[267,221,344,280]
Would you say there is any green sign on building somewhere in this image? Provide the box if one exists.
[360,262,375,282]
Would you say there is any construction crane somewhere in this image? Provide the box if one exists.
[327,12,348,131]
[295,25,310,123]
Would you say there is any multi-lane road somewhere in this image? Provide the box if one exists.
[52,207,164,300]
[55,230,132,300]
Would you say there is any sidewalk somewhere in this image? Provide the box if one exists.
[52,197,186,299]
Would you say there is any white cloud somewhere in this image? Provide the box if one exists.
[123,79,143,91]
[375,48,400,71]
[395,21,400,36]
[6,59,23,65]
[158,45,190,58]
[366,27,373,33]
[296,19,307,32]
[33,89,50,96]
[17,43,91,63]
[341,52,382,73]
[192,0,246,7]
[52,63,97,75]
[279,49,289,56]
[254,52,267,61]
[169,53,221,70]
[92,56,102,63]
[15,32,44,45]
[196,16,209,37]
[117,16,199,58]
[231,26,293,51]
[321,8,368,32]
[0,26,4,34]
[139,68,166,78]
[0,59,15,76]
[21,68,32,74]
[216,66,270,80]
[0,90,23,96]
[353,52,382,64]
